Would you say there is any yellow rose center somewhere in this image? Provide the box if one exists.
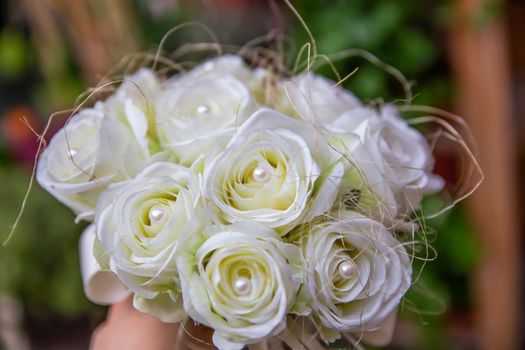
[228,149,296,211]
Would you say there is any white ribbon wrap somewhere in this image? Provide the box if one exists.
[79,225,129,305]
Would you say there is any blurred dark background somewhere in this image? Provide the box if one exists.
[0,0,522,349]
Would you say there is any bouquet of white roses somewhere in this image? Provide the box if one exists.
[37,54,445,349]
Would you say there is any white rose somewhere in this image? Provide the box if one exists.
[107,68,160,111]
[156,73,256,167]
[175,55,268,99]
[99,68,162,157]
[299,211,411,339]
[277,73,361,124]
[36,108,146,221]
[204,108,344,233]
[94,162,203,322]
[328,105,444,222]
[176,221,305,349]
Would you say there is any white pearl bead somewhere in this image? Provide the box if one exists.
[196,105,210,114]
[253,167,270,183]
[68,148,77,159]
[338,260,356,279]
[233,277,251,295]
[148,205,166,225]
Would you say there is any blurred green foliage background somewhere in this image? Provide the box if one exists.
[0,0,479,349]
